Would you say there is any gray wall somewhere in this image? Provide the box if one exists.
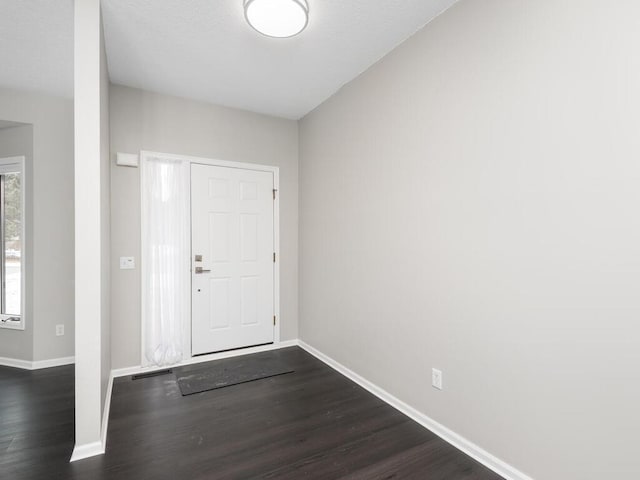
[0,88,74,363]
[109,84,299,369]
[299,1,640,479]
[0,124,33,361]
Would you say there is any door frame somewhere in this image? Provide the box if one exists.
[140,150,281,364]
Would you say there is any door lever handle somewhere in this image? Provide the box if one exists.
[195,267,211,274]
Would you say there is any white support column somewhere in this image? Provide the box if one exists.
[72,0,104,461]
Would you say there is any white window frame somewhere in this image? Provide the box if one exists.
[0,156,26,331]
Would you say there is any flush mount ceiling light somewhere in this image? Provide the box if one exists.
[244,0,309,38]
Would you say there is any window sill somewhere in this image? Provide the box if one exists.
[0,317,23,330]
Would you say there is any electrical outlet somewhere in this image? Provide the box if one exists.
[432,368,443,390]
[56,324,64,336]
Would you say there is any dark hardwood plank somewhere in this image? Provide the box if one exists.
[0,364,75,480]
[341,439,502,480]
[1,347,505,480]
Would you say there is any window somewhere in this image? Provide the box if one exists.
[0,157,24,330]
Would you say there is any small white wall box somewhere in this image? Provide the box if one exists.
[120,257,135,269]
[116,152,139,167]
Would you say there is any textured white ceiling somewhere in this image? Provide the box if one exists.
[0,0,458,118]
[102,0,458,119]
[0,0,73,98]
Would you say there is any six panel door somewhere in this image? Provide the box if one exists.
[191,163,275,355]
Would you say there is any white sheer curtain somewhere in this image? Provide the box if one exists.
[141,155,190,367]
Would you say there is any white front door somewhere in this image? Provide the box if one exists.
[191,163,275,355]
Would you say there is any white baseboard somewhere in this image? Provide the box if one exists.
[297,340,533,480]
[112,339,299,379]
[101,372,114,451]
[32,356,75,369]
[0,356,32,369]
[0,355,74,370]
[70,441,104,462]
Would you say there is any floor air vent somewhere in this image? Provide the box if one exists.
[132,369,173,380]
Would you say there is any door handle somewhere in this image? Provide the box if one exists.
[195,267,211,274]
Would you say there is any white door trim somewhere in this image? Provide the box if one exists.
[139,151,281,365]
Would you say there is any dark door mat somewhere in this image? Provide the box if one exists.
[175,352,294,396]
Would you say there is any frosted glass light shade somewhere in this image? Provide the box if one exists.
[244,0,309,38]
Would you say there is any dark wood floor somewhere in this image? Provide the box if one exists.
[0,364,75,480]
[1,347,503,479]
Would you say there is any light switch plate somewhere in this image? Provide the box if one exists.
[120,256,135,270]
[56,325,64,336]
